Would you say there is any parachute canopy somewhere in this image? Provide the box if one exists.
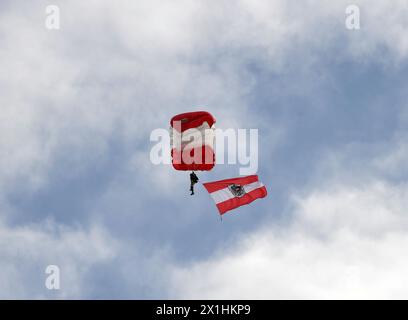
[170,111,216,171]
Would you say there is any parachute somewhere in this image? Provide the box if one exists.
[170,111,216,171]
[168,111,267,215]
[170,111,216,195]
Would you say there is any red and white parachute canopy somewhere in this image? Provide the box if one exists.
[170,111,216,171]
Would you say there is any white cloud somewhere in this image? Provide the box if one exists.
[0,219,117,299]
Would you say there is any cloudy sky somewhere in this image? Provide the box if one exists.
[0,0,407,299]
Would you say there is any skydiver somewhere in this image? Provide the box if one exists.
[190,171,199,195]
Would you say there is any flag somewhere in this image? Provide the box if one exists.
[203,175,267,215]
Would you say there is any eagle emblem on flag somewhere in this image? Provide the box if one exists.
[228,184,246,197]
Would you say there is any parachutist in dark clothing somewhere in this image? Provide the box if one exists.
[190,172,199,195]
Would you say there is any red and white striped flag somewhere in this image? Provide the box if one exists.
[203,175,267,215]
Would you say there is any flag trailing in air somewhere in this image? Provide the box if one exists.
[203,175,267,215]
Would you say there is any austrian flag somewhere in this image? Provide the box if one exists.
[203,175,267,215]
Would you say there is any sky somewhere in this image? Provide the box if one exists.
[0,0,408,299]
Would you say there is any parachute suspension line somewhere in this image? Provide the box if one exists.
[189,171,199,195]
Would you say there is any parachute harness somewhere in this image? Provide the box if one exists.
[189,172,199,195]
